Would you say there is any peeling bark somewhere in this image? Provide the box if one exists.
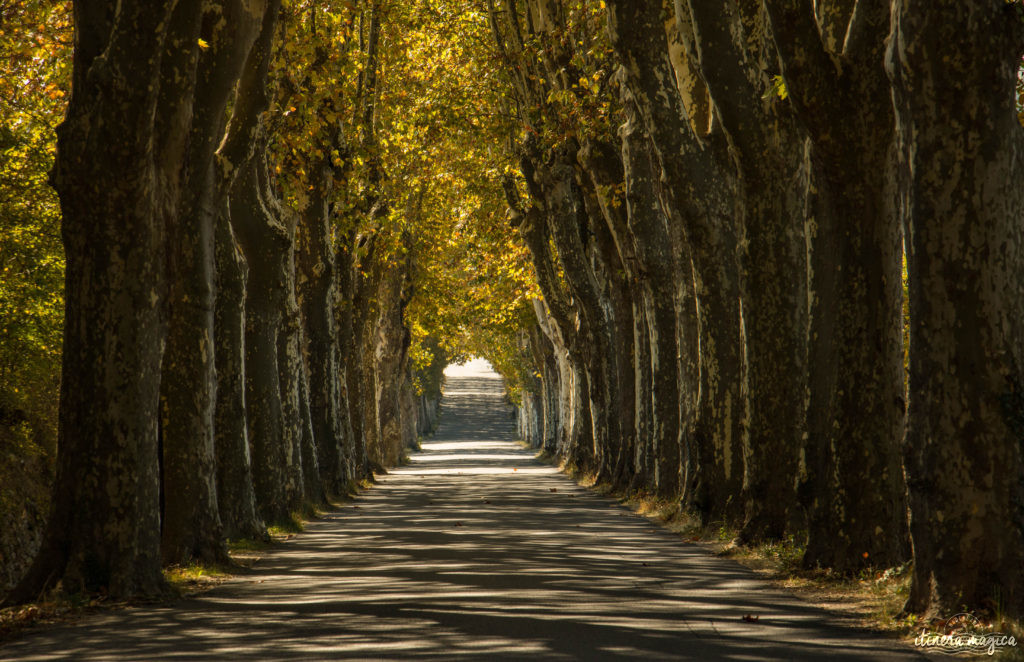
[607,0,746,523]
[5,0,202,604]
[213,204,266,541]
[763,0,909,570]
[888,0,1024,617]
[160,0,267,568]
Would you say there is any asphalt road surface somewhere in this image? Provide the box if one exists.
[0,359,926,660]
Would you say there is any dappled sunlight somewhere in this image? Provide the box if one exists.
[0,365,920,661]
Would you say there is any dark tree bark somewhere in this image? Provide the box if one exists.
[297,149,350,496]
[212,0,280,536]
[160,0,267,568]
[762,0,909,571]
[4,0,203,604]
[374,235,415,467]
[888,0,1024,617]
[529,300,565,456]
[512,179,592,471]
[231,149,297,526]
[579,140,642,491]
[570,169,631,487]
[336,236,366,483]
[606,0,746,523]
[279,238,321,508]
[213,204,266,541]
[618,97,685,500]
[683,0,808,543]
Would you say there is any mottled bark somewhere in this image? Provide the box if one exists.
[213,204,266,541]
[888,0,1024,617]
[337,237,366,482]
[530,301,565,456]
[579,140,641,491]
[607,0,745,523]
[618,99,684,500]
[160,0,266,568]
[515,192,589,469]
[763,0,908,570]
[279,250,321,508]
[5,0,200,604]
[297,156,349,496]
[514,162,596,473]
[231,152,296,526]
[374,244,414,467]
[684,0,807,543]
[575,168,634,487]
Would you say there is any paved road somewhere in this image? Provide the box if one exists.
[1,360,924,660]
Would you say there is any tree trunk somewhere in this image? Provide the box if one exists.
[4,0,202,604]
[762,0,909,571]
[160,0,266,567]
[279,265,321,508]
[297,162,349,496]
[683,0,808,543]
[336,237,365,483]
[888,0,1024,618]
[213,204,266,541]
[607,0,746,524]
[618,101,684,500]
[231,153,296,526]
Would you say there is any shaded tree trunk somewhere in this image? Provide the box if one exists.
[683,0,808,543]
[297,155,349,496]
[762,0,908,571]
[213,204,266,541]
[279,255,321,508]
[336,237,366,483]
[888,0,1024,617]
[4,0,202,604]
[618,99,684,500]
[160,0,266,567]
[607,0,746,523]
[231,151,296,526]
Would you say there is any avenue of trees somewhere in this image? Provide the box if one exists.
[0,0,1022,626]
[0,0,532,603]
[500,0,1024,621]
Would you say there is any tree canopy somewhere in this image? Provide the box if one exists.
[1,0,1024,631]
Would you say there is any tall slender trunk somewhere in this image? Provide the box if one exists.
[607,0,746,523]
[213,204,266,541]
[682,0,809,542]
[231,153,295,526]
[160,0,266,567]
[298,162,348,496]
[279,258,320,508]
[618,101,683,500]
[336,237,363,484]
